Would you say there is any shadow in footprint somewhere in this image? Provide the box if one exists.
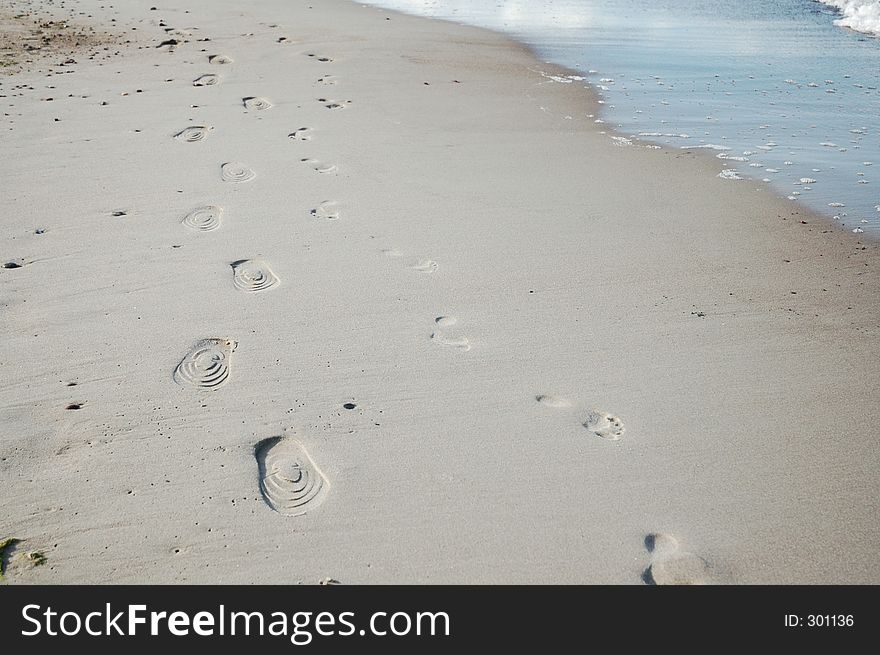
[431,316,470,351]
[642,532,711,585]
[255,436,329,516]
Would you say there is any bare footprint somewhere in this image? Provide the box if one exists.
[583,410,625,441]
[255,436,329,516]
[408,259,438,274]
[535,394,572,408]
[208,54,233,65]
[431,316,470,351]
[192,74,219,87]
[173,125,212,142]
[382,248,438,273]
[173,338,236,390]
[316,75,338,86]
[301,158,337,174]
[182,205,222,231]
[306,53,334,63]
[310,200,340,220]
[232,259,279,292]
[318,98,350,110]
[289,127,313,141]
[221,162,256,183]
[243,96,272,111]
[643,533,711,585]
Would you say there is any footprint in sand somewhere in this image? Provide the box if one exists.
[431,316,470,351]
[255,436,329,516]
[231,259,279,292]
[289,127,313,141]
[174,125,213,142]
[408,258,439,274]
[382,248,438,274]
[221,162,256,183]
[306,53,334,63]
[642,533,711,585]
[536,396,624,440]
[182,205,223,231]
[301,158,337,174]
[208,54,233,65]
[192,74,219,87]
[243,96,272,111]
[583,410,625,441]
[311,200,340,220]
[535,394,572,408]
[317,75,338,86]
[318,98,350,110]
[173,338,236,390]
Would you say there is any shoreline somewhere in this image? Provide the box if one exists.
[1,0,878,584]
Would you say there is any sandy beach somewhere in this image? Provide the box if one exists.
[1,0,878,584]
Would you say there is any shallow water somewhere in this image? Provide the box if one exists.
[362,0,880,234]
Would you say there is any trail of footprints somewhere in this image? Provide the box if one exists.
[157,49,642,571]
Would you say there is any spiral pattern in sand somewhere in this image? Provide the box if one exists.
[173,338,236,390]
[221,162,256,183]
[208,54,233,65]
[243,96,272,111]
[182,205,222,232]
[256,437,329,516]
[192,74,219,87]
[231,259,279,293]
[174,125,212,142]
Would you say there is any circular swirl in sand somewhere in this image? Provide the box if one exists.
[256,437,329,516]
[173,338,236,390]
[174,125,212,143]
[192,74,219,86]
[243,96,272,111]
[208,54,233,65]
[182,205,222,232]
[220,162,256,183]
[231,259,279,293]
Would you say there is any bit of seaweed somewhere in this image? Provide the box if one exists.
[0,537,21,579]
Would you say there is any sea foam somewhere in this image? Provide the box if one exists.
[819,1,880,36]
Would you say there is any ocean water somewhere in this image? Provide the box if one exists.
[361,0,880,234]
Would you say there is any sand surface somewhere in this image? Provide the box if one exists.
[1,0,878,584]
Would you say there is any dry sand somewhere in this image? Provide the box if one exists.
[1,0,878,584]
